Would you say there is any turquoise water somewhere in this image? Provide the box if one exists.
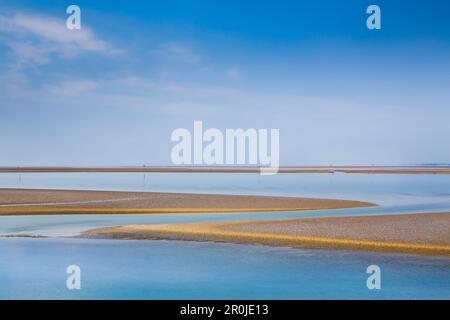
[0,173,449,299]
[1,202,450,237]
[1,238,449,300]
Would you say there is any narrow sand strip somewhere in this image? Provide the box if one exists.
[0,188,375,215]
[1,166,450,174]
[82,212,450,256]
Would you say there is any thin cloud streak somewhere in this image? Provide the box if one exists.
[0,13,120,67]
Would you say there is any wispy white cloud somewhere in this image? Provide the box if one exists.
[151,42,202,64]
[43,79,98,95]
[3,70,448,165]
[1,69,360,117]
[0,12,119,66]
[3,40,52,65]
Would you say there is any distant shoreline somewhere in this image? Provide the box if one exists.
[1,165,450,174]
[82,212,450,256]
[0,188,375,216]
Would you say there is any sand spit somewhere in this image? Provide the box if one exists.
[0,188,374,215]
[83,212,450,256]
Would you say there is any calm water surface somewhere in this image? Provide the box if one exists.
[1,238,449,300]
[0,173,449,299]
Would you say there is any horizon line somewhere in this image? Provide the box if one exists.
[1,165,450,174]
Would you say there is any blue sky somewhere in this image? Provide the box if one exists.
[0,0,449,166]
